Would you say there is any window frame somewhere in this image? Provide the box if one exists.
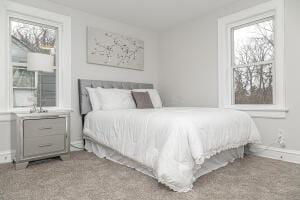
[9,17,59,108]
[0,1,71,113]
[218,0,287,118]
[231,16,275,106]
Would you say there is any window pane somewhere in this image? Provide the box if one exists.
[233,18,274,66]
[13,67,35,88]
[234,64,273,104]
[10,19,57,108]
[38,71,57,107]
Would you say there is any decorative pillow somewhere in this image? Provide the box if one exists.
[132,89,163,108]
[86,87,102,111]
[131,92,154,109]
[96,88,136,110]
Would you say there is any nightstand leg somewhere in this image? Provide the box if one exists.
[60,154,70,161]
[15,162,28,170]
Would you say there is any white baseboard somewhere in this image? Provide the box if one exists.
[247,144,300,164]
[2,143,299,165]
[70,140,84,151]
[0,150,15,164]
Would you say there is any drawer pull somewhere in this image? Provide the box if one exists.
[39,126,53,130]
[39,143,53,148]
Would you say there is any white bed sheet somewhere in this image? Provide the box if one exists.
[83,107,260,192]
[85,139,244,183]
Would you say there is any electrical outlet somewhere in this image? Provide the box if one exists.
[277,129,286,148]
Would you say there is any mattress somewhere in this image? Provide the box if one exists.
[83,107,260,192]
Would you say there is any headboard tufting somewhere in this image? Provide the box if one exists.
[78,79,154,115]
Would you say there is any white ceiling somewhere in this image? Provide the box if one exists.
[48,0,239,31]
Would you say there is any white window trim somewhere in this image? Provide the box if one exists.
[218,0,287,118]
[0,1,72,113]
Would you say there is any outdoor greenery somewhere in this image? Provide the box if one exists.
[233,19,274,104]
[11,20,56,53]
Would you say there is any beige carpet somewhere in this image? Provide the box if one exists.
[0,151,299,200]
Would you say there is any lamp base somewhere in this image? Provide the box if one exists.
[38,108,48,113]
[30,106,48,113]
[30,104,37,113]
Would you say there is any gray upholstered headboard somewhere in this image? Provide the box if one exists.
[78,79,154,115]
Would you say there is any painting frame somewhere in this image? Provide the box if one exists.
[87,27,144,71]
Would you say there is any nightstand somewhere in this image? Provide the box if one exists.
[11,111,71,170]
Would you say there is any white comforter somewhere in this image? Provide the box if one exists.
[83,107,260,192]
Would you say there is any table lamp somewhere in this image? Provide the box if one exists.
[27,52,55,113]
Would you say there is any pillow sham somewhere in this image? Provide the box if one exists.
[131,91,154,109]
[86,87,102,111]
[96,88,136,110]
[132,89,163,108]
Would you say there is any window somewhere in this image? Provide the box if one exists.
[10,18,58,108]
[218,0,286,118]
[232,18,274,105]
[0,1,72,113]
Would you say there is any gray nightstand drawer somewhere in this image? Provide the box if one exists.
[24,135,65,157]
[24,118,66,138]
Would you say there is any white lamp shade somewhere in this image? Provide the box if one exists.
[27,52,55,72]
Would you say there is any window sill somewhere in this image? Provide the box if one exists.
[10,107,74,113]
[0,108,73,122]
[0,107,73,115]
[224,107,289,119]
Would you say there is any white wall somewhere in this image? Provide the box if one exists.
[0,0,159,154]
[1,0,299,163]
[159,0,300,152]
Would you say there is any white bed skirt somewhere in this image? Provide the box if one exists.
[85,139,244,185]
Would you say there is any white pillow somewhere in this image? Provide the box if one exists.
[86,87,102,111]
[132,89,162,108]
[96,88,136,110]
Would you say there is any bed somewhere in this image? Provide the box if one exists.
[78,79,261,192]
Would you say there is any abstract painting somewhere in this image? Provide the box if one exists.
[87,27,144,70]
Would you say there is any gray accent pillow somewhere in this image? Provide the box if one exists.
[131,91,154,109]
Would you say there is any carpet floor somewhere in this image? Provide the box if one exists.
[0,151,299,200]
